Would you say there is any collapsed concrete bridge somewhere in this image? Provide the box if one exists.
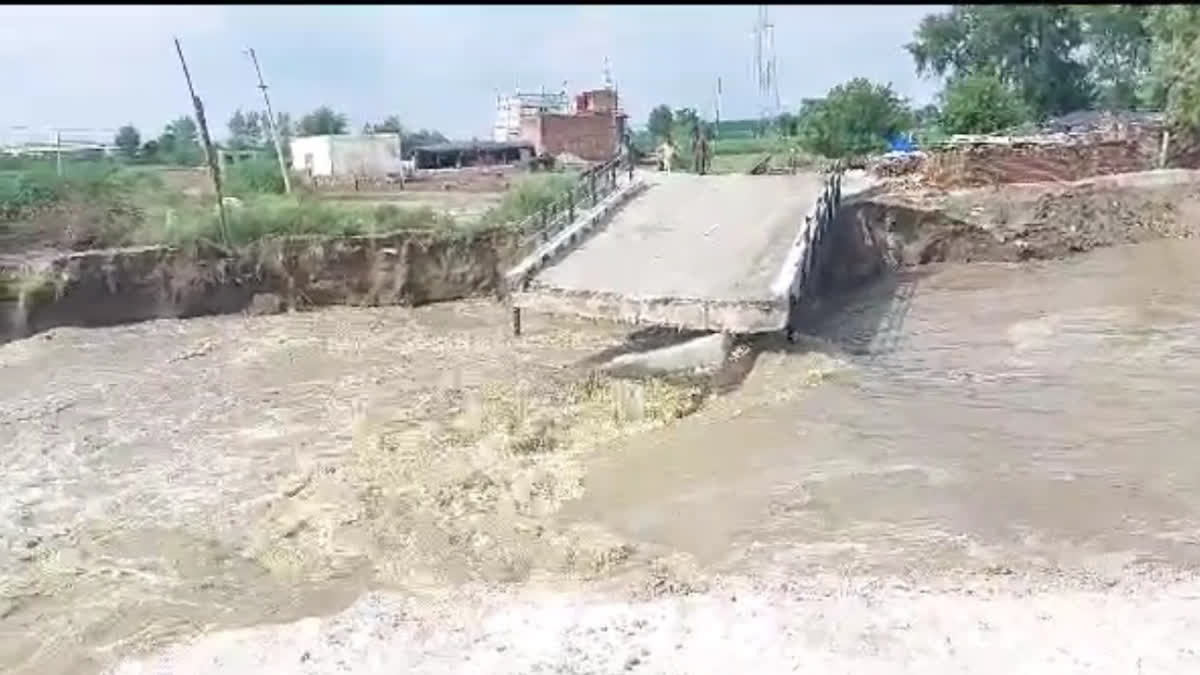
[505,163,866,337]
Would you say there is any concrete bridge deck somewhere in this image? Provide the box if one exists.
[510,170,846,333]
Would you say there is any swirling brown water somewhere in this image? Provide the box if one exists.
[571,238,1200,580]
[4,239,1200,673]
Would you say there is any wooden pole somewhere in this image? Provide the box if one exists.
[174,37,230,246]
[245,47,293,195]
[55,131,63,177]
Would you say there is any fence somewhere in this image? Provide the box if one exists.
[516,154,631,251]
[779,168,844,340]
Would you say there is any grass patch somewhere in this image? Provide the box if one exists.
[482,172,580,230]
[137,195,461,248]
[3,160,582,252]
[0,160,162,221]
[711,136,782,156]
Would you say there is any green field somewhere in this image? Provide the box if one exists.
[1,159,578,252]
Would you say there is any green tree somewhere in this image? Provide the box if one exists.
[402,129,447,151]
[362,116,447,155]
[1076,5,1152,110]
[800,78,914,158]
[274,112,294,139]
[158,116,203,166]
[227,109,264,150]
[297,106,348,136]
[674,107,701,133]
[139,139,160,163]
[913,103,941,127]
[907,5,1093,119]
[776,112,800,137]
[647,105,674,141]
[1144,6,1200,129]
[939,73,1031,135]
[370,115,404,133]
[114,125,141,159]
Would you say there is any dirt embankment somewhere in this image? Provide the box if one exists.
[826,170,1200,292]
[0,229,521,344]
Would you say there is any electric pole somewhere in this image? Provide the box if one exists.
[245,47,292,194]
[174,36,230,246]
[715,77,723,138]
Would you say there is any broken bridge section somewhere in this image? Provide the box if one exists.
[507,169,853,334]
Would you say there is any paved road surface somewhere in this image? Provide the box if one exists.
[536,171,823,301]
[520,171,829,332]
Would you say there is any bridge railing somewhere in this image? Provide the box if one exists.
[516,153,632,252]
[788,168,844,307]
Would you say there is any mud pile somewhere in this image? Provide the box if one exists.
[827,169,1200,291]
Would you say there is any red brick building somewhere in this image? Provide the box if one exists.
[520,87,627,162]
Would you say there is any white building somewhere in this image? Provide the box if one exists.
[493,91,569,143]
[289,133,405,177]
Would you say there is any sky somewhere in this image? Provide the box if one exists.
[0,4,946,145]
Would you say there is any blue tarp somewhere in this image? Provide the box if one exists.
[887,133,916,152]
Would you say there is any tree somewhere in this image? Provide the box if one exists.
[776,112,800,137]
[907,6,1093,119]
[939,73,1031,135]
[140,139,160,163]
[227,109,264,150]
[674,107,701,133]
[402,129,447,151]
[297,106,348,136]
[1144,6,1200,130]
[114,125,141,159]
[913,103,941,127]
[1076,5,1152,110]
[158,116,202,166]
[275,112,294,140]
[371,115,404,134]
[647,105,674,141]
[799,78,914,158]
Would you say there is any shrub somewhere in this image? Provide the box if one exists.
[224,157,287,196]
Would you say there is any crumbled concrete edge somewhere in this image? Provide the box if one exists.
[512,286,786,333]
[766,170,862,310]
[598,332,734,378]
[504,178,648,292]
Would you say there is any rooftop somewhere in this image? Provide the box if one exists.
[414,140,535,154]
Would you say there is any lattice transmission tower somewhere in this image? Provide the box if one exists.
[753,5,781,125]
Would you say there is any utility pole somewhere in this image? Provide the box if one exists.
[715,77,723,138]
[245,47,292,195]
[55,130,63,177]
[174,36,230,246]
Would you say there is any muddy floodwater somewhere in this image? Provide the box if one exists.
[4,239,1200,673]
[571,238,1200,580]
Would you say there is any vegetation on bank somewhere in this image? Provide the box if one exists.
[636,5,1198,160]
[0,157,579,252]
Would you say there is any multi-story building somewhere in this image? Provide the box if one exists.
[493,90,569,143]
